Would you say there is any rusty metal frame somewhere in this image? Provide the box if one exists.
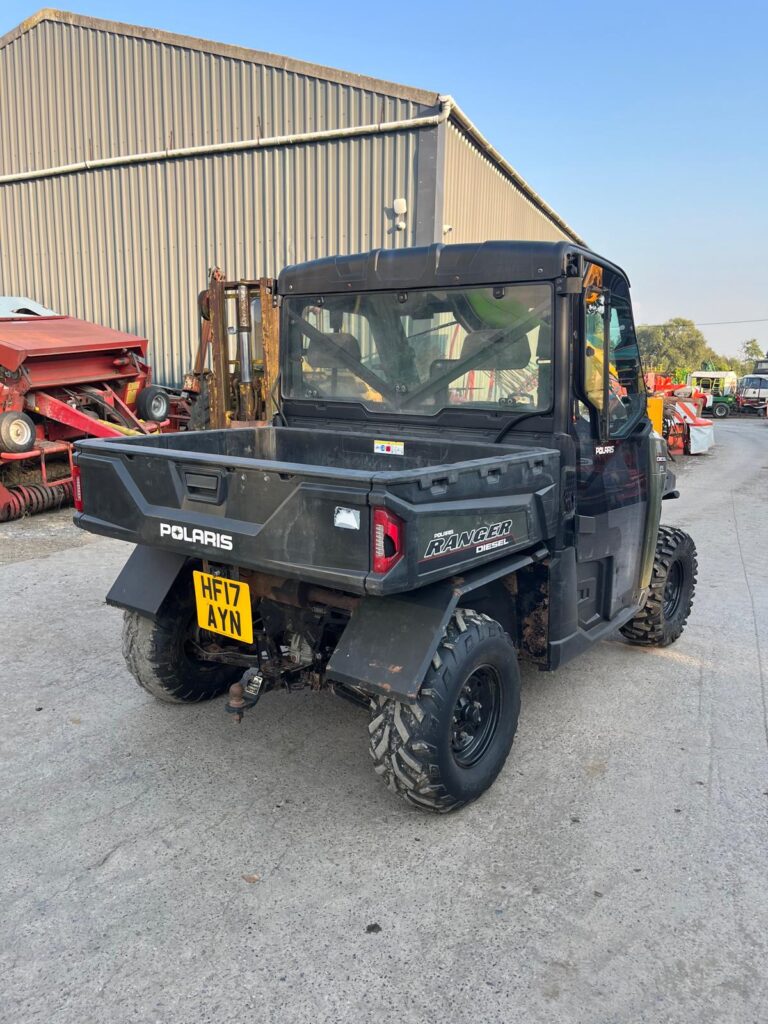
[259,277,280,420]
[190,269,279,428]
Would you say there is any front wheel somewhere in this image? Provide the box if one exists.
[713,402,729,418]
[620,526,697,647]
[368,609,521,813]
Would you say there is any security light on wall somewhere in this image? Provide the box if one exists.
[393,197,407,230]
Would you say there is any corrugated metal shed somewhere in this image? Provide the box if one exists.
[0,9,583,385]
[443,123,567,244]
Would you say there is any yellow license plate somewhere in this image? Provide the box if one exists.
[193,571,253,644]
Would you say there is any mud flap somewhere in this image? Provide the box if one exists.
[326,548,547,702]
[106,545,189,619]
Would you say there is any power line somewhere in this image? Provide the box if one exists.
[694,317,768,326]
[641,316,768,328]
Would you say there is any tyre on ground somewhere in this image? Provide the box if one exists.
[122,572,240,702]
[713,402,729,418]
[620,525,697,647]
[368,608,521,813]
[0,411,36,453]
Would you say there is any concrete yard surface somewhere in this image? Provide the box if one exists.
[1,419,767,1024]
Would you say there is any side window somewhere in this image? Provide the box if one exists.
[607,295,645,435]
[581,266,645,437]
[583,289,607,413]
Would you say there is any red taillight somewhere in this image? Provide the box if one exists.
[72,464,83,512]
[372,507,404,574]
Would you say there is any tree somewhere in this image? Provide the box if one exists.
[636,318,710,380]
[719,354,747,374]
[741,339,764,368]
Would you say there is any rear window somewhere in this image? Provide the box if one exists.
[282,284,553,417]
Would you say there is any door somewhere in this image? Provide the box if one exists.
[572,264,649,629]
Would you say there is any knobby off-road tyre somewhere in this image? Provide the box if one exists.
[620,526,697,647]
[122,584,240,702]
[368,609,521,813]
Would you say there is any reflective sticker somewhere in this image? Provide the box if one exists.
[374,439,404,456]
[334,506,361,530]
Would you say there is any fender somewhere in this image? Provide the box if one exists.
[106,545,189,619]
[326,546,548,702]
[638,434,669,591]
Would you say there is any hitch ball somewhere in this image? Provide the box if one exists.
[224,669,264,723]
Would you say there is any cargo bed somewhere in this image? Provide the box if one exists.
[74,426,560,595]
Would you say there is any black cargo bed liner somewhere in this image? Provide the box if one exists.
[74,426,560,594]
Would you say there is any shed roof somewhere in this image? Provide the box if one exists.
[0,8,438,105]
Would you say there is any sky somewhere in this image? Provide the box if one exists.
[2,0,767,357]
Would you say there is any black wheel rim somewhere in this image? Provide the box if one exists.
[451,664,502,768]
[663,560,684,619]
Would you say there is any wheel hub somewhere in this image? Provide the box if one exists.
[10,420,32,445]
[451,665,502,768]
[663,559,684,618]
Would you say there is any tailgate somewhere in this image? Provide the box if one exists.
[73,440,374,593]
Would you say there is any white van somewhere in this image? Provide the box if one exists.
[737,374,768,412]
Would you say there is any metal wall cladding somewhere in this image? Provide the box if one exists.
[0,17,434,176]
[443,123,569,244]
[0,13,579,388]
[0,133,422,385]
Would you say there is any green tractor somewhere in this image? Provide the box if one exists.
[687,370,738,418]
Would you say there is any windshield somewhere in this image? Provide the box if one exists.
[283,284,553,416]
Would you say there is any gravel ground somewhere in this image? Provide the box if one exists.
[1,418,767,1024]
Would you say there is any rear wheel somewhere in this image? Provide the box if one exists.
[620,526,697,647]
[368,609,521,813]
[122,581,240,702]
[713,402,729,418]
[0,412,36,454]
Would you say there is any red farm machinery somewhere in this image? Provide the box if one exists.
[0,299,187,521]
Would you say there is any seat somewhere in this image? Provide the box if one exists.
[459,329,531,370]
[460,328,538,407]
[304,332,362,396]
[428,357,462,406]
[305,332,362,368]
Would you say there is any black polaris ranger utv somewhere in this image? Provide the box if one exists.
[73,242,697,812]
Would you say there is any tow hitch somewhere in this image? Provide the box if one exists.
[225,668,265,723]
